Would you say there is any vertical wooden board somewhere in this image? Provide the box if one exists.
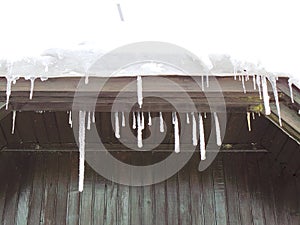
[223,113,245,144]
[267,130,288,161]
[178,164,192,225]
[105,181,118,225]
[223,153,241,225]
[212,156,228,225]
[235,154,253,225]
[66,153,80,225]
[0,127,7,149]
[15,154,34,225]
[43,112,61,144]
[275,139,298,171]
[16,112,37,144]
[93,173,106,225]
[27,154,45,225]
[189,155,204,225]
[32,112,49,146]
[201,162,216,225]
[43,154,59,225]
[117,184,130,225]
[129,186,142,225]
[285,146,300,175]
[55,153,71,225]
[0,168,8,223]
[284,176,300,225]
[79,164,94,225]
[257,155,277,225]
[98,112,113,143]
[246,154,266,225]
[55,112,75,144]
[154,181,167,225]
[2,158,22,225]
[260,124,279,150]
[166,174,179,225]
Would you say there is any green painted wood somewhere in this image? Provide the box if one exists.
[223,154,241,225]
[66,153,80,225]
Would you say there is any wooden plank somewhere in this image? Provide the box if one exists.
[15,154,34,225]
[27,154,45,225]
[166,174,179,225]
[235,154,253,225]
[79,164,94,225]
[246,154,266,225]
[66,152,80,225]
[212,155,228,225]
[223,153,241,225]
[1,157,22,225]
[0,112,21,148]
[93,173,106,225]
[16,112,37,145]
[55,112,75,144]
[55,153,70,225]
[189,155,204,225]
[32,112,50,146]
[105,180,118,225]
[117,184,130,225]
[43,112,61,144]
[42,154,59,225]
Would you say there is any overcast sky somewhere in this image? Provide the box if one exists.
[0,0,299,75]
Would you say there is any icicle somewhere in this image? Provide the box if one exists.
[247,112,251,131]
[174,112,180,153]
[11,110,16,134]
[172,112,176,125]
[239,75,241,81]
[198,113,206,160]
[114,112,120,138]
[121,112,125,127]
[87,111,91,130]
[256,75,262,99]
[141,112,145,130]
[252,112,255,120]
[69,111,73,128]
[148,112,152,126]
[261,76,271,115]
[268,76,282,126]
[258,112,261,117]
[84,75,89,84]
[132,112,136,129]
[241,75,246,93]
[288,79,294,103]
[137,112,143,148]
[92,111,95,123]
[201,76,204,90]
[186,112,190,124]
[204,112,207,118]
[137,75,143,108]
[206,75,209,88]
[213,112,222,146]
[253,75,256,90]
[192,112,197,146]
[79,110,86,192]
[159,112,164,132]
[5,78,12,110]
[29,78,35,100]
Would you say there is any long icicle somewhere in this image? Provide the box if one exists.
[29,78,35,100]
[148,112,152,126]
[256,75,262,99]
[213,112,222,146]
[11,110,16,134]
[79,110,86,192]
[137,112,143,148]
[132,112,136,129]
[69,111,73,128]
[159,112,164,132]
[141,112,144,130]
[137,75,143,108]
[199,113,206,160]
[261,76,271,115]
[253,75,256,90]
[241,75,246,93]
[268,76,282,126]
[92,111,95,123]
[288,79,294,103]
[247,112,251,131]
[121,112,125,127]
[115,112,120,138]
[87,111,91,130]
[174,112,180,153]
[186,112,190,124]
[192,112,197,146]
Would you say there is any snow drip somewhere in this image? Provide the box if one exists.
[173,112,180,153]
[261,76,271,115]
[247,112,251,131]
[137,75,143,108]
[213,112,222,146]
[268,76,282,126]
[121,112,126,127]
[148,112,152,126]
[192,112,197,146]
[68,111,73,128]
[186,112,190,124]
[198,113,206,160]
[159,112,164,132]
[137,112,143,148]
[87,111,91,130]
[79,110,86,192]
[288,79,294,103]
[114,112,120,139]
[11,110,16,134]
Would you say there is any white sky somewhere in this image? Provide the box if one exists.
[0,0,299,75]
